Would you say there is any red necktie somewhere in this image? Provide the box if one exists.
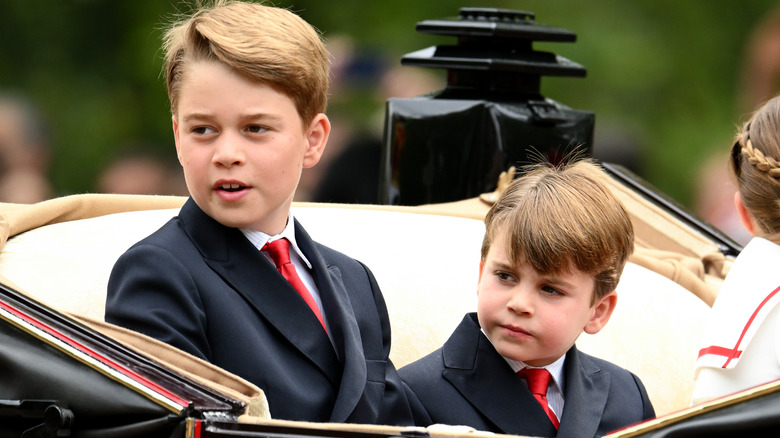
[263,238,327,332]
[517,367,559,430]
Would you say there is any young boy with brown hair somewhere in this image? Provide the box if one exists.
[400,159,655,437]
[105,0,415,425]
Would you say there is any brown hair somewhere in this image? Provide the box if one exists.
[481,159,634,302]
[163,0,330,125]
[730,95,780,240]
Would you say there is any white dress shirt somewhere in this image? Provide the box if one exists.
[481,329,566,420]
[240,212,330,333]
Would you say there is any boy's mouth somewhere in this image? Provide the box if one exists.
[218,183,246,192]
[502,324,532,337]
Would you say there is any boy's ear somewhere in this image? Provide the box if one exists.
[172,115,183,165]
[583,290,617,335]
[734,191,757,236]
[302,113,330,168]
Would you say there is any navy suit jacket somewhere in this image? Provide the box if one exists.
[106,198,415,425]
[400,313,655,437]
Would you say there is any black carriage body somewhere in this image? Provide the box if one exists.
[0,283,237,437]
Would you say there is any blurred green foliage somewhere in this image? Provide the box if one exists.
[0,0,777,208]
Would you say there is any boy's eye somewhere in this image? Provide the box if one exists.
[192,126,215,135]
[495,271,515,282]
[247,125,268,134]
[541,285,564,296]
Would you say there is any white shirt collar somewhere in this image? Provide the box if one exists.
[506,354,566,394]
[481,328,566,394]
[239,211,312,269]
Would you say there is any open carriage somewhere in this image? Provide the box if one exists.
[0,170,772,437]
[1,6,778,438]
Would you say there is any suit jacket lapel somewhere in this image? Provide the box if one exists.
[442,314,556,436]
[179,199,340,383]
[556,346,610,438]
[294,221,367,423]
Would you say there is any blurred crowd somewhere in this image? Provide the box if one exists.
[694,3,780,246]
[0,93,54,203]
[4,8,780,251]
[0,35,442,206]
[0,92,188,203]
[295,34,442,204]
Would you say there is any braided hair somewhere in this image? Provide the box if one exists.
[730,96,780,238]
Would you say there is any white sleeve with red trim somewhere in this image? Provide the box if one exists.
[692,238,780,404]
[695,238,780,371]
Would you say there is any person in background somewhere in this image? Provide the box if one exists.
[96,146,187,196]
[0,92,53,203]
[692,94,780,404]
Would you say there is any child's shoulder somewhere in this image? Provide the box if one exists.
[573,347,645,386]
[126,214,184,250]
[311,239,359,264]
[398,347,445,388]
[399,314,476,383]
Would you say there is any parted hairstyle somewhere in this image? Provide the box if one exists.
[162,0,330,125]
[481,159,634,302]
[730,95,780,238]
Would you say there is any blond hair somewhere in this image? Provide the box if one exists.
[163,0,330,125]
[481,159,634,302]
[731,95,780,239]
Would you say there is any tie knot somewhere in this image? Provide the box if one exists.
[263,238,292,268]
[517,367,551,396]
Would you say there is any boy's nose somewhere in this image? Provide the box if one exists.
[507,288,534,315]
[212,135,245,167]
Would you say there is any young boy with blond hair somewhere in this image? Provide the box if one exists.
[105,0,416,425]
[400,159,655,437]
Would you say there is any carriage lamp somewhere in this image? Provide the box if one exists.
[379,7,593,205]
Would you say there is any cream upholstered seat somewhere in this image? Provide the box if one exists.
[0,193,721,417]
